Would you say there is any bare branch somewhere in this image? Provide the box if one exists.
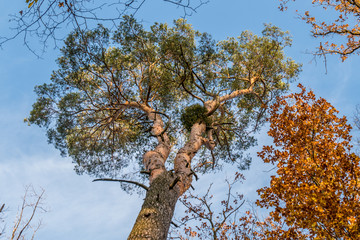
[1,0,209,54]
[0,204,5,238]
[170,172,247,239]
[93,178,149,191]
[10,186,46,240]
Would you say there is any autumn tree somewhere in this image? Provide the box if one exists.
[26,16,300,238]
[256,84,360,239]
[280,0,360,60]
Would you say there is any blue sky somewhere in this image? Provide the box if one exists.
[1,0,360,239]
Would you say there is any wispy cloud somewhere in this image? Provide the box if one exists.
[0,156,142,239]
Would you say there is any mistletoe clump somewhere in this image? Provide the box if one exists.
[181,104,211,131]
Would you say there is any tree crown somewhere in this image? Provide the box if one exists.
[27,17,301,182]
[257,84,360,239]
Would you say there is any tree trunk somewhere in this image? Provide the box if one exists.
[128,123,210,239]
[128,171,179,239]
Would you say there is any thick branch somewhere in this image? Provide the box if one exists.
[173,122,208,195]
[142,106,171,182]
[93,178,149,191]
[219,85,254,103]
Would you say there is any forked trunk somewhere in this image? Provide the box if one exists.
[128,171,179,239]
[129,123,210,239]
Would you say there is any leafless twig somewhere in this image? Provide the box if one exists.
[10,185,46,240]
[1,0,210,55]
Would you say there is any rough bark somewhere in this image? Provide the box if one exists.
[128,106,177,239]
[128,171,179,240]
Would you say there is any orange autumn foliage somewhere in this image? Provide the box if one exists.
[280,0,360,60]
[257,84,360,239]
